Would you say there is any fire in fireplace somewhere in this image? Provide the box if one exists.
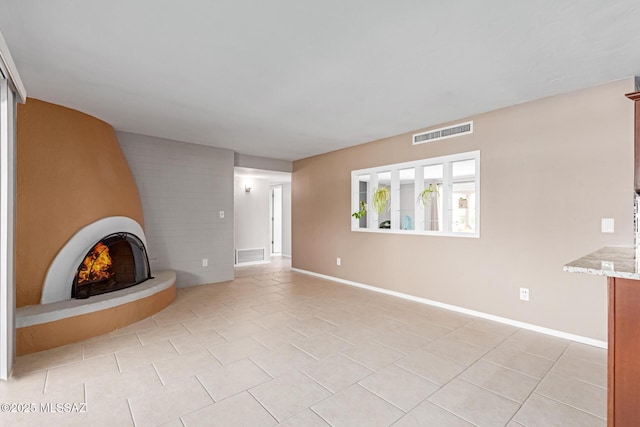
[72,233,152,299]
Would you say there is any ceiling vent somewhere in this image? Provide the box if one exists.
[412,121,473,145]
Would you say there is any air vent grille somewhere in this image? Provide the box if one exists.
[413,121,473,145]
[236,248,265,264]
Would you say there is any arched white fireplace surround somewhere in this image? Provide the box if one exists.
[41,216,148,304]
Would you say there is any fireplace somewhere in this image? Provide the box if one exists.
[72,232,152,299]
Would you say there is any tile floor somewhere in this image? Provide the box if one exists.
[0,260,607,426]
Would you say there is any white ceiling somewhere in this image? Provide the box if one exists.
[1,1,640,161]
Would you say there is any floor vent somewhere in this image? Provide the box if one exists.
[236,248,266,264]
[413,121,473,145]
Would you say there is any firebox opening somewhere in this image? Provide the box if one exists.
[72,233,152,299]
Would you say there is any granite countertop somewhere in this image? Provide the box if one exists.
[564,246,640,280]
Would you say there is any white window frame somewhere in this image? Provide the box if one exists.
[351,150,480,238]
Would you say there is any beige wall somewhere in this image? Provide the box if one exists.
[16,99,144,307]
[292,79,635,341]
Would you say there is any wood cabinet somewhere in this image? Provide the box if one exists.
[607,277,640,426]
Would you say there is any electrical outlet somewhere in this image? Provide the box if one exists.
[519,287,530,301]
[202,258,208,267]
[336,257,341,266]
[601,218,614,233]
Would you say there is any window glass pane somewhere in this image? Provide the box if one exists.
[357,174,369,228]
[375,171,391,229]
[422,165,443,231]
[452,159,475,177]
[398,168,415,230]
[452,181,476,233]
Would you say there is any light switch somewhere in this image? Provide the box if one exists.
[219,211,225,219]
[601,218,614,233]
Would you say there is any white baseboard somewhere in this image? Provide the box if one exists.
[281,254,292,258]
[291,268,607,349]
[235,260,271,267]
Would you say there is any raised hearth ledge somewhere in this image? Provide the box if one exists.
[563,246,640,279]
[17,270,175,328]
[16,271,176,355]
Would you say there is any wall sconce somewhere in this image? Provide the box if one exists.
[245,185,251,193]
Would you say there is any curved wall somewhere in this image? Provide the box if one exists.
[16,98,144,307]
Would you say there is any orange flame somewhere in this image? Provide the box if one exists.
[77,242,114,285]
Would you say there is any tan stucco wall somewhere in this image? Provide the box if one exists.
[16,98,144,307]
[292,79,635,341]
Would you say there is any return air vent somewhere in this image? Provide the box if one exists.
[236,248,266,265]
[413,121,473,145]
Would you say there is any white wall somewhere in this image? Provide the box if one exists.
[281,182,292,257]
[118,132,235,287]
[234,177,271,262]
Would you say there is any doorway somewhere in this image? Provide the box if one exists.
[270,185,282,255]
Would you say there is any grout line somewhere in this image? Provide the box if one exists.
[125,397,137,427]
[194,375,215,402]
[247,389,280,423]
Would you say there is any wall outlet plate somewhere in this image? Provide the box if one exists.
[202,258,208,267]
[519,287,529,301]
[336,257,341,266]
[601,218,614,233]
[219,211,225,219]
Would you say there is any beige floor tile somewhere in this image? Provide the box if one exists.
[360,316,407,333]
[358,364,439,411]
[301,353,373,393]
[428,378,520,427]
[212,320,267,341]
[252,301,288,315]
[157,419,185,427]
[181,391,277,427]
[116,340,179,372]
[189,302,233,318]
[393,400,475,427]
[110,317,158,336]
[502,329,570,361]
[137,323,190,345]
[45,354,119,393]
[51,396,134,427]
[373,329,431,354]
[287,317,339,337]
[340,341,404,371]
[563,342,607,366]
[250,344,316,377]
[223,307,264,322]
[82,332,141,359]
[312,384,404,427]
[551,355,607,388]
[0,369,46,400]
[13,343,83,375]
[292,332,353,359]
[181,315,229,334]
[423,310,474,330]
[427,336,489,366]
[514,393,606,427]
[170,329,226,354]
[460,359,539,404]
[465,319,519,337]
[536,372,606,419]
[483,346,554,379]
[277,408,330,426]
[154,349,222,385]
[128,376,213,427]
[447,326,506,349]
[251,327,306,350]
[249,371,331,422]
[328,324,381,345]
[401,321,452,341]
[85,363,163,402]
[152,306,199,327]
[207,336,268,365]
[198,358,272,401]
[395,349,466,385]
[251,312,296,329]
[1,383,86,427]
